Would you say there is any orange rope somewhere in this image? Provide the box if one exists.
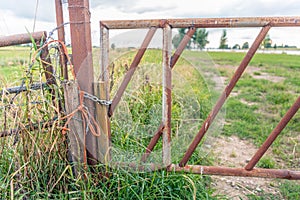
[60,91,101,137]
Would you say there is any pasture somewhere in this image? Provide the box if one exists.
[0,46,299,199]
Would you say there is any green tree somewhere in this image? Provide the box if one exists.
[219,29,228,49]
[172,28,192,49]
[194,28,209,50]
[111,43,116,50]
[172,34,182,49]
[173,28,209,50]
[242,42,249,49]
[232,44,240,49]
[262,34,272,49]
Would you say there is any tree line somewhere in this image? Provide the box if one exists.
[172,28,209,50]
[172,28,288,50]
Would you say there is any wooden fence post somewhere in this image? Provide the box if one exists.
[94,82,111,164]
[63,81,86,177]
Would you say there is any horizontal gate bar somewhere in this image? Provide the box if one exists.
[0,31,46,47]
[169,164,300,180]
[101,17,300,29]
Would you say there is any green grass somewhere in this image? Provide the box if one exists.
[209,52,299,154]
[1,48,299,199]
[0,47,217,199]
[207,51,300,68]
[207,51,300,198]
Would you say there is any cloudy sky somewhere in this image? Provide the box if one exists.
[0,0,300,48]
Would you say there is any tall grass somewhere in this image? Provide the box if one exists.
[0,47,218,199]
[1,47,299,199]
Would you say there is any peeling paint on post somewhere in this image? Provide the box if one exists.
[55,0,68,80]
[100,23,109,87]
[99,23,112,163]
[162,24,172,167]
[68,0,98,165]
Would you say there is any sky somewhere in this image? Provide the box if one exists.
[0,0,300,48]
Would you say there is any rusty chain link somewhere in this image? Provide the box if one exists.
[83,92,112,106]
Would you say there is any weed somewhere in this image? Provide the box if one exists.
[1,48,299,199]
[257,157,276,169]
[279,180,300,200]
[0,47,218,199]
[229,151,237,158]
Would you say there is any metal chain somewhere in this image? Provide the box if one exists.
[83,92,112,106]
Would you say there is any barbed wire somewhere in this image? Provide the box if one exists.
[0,23,110,145]
[47,22,70,42]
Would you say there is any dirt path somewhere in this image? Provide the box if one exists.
[206,65,287,199]
[211,135,282,199]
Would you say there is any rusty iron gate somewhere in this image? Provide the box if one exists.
[99,17,300,180]
[0,1,299,180]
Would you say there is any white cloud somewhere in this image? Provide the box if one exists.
[0,0,55,22]
[0,0,299,48]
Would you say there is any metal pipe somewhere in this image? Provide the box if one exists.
[140,124,164,163]
[100,17,300,29]
[55,0,66,44]
[55,0,68,80]
[99,25,109,82]
[179,25,271,167]
[162,24,172,167]
[245,95,300,170]
[109,27,157,116]
[68,0,94,82]
[169,164,300,180]
[99,25,112,165]
[99,25,110,95]
[171,27,196,68]
[68,0,96,165]
[0,31,46,47]
[140,28,195,163]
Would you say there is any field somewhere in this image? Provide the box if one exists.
[0,46,299,199]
